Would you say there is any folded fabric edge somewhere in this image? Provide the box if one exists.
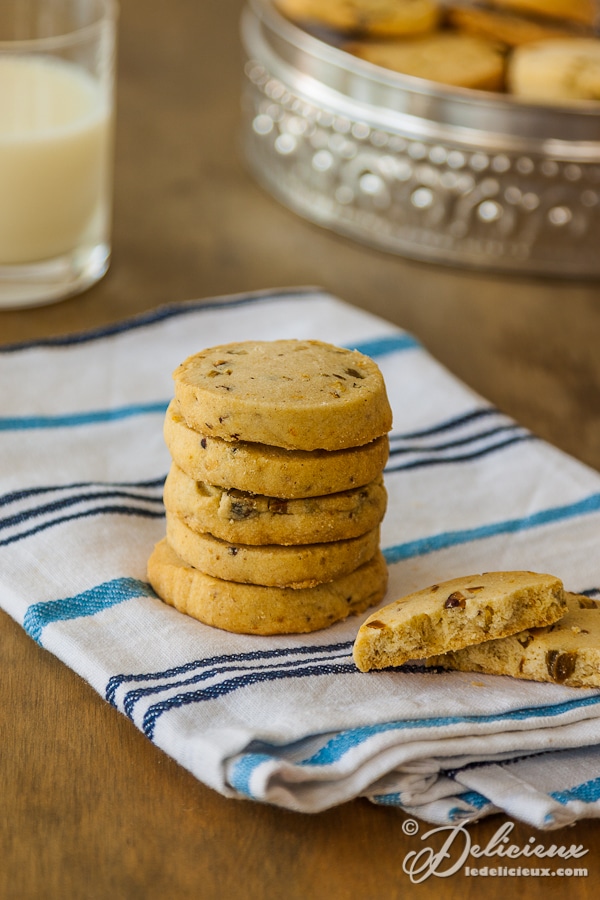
[0,286,327,352]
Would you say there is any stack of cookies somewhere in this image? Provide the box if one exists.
[148,339,392,635]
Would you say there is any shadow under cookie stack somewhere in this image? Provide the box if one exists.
[148,339,392,635]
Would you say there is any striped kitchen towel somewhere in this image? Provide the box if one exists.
[2,287,600,830]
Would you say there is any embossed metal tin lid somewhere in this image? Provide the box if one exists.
[241,0,600,276]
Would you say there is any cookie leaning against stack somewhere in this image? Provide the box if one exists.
[352,570,600,689]
[148,339,392,635]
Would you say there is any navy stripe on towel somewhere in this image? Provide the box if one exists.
[0,477,165,547]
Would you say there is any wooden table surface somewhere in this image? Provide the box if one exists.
[2,1,600,898]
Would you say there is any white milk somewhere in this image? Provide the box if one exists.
[0,56,111,265]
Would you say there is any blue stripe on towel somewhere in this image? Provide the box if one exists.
[0,401,169,431]
[388,423,524,454]
[0,288,320,352]
[552,776,600,806]
[230,755,276,797]
[142,662,357,740]
[230,693,600,798]
[0,504,164,547]
[0,335,414,433]
[391,408,499,440]
[23,577,154,643]
[347,334,420,357]
[299,694,600,767]
[447,792,494,820]
[122,649,353,719]
[0,289,416,356]
[106,640,353,705]
[18,493,599,645]
[0,487,164,533]
[385,433,535,473]
[371,789,491,816]
[0,476,165,510]
[383,492,600,565]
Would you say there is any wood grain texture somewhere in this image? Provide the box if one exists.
[1,1,599,897]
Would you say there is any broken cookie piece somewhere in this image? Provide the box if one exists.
[428,593,600,688]
[352,571,566,672]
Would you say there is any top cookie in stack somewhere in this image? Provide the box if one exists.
[148,339,392,635]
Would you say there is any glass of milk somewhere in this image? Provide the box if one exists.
[0,0,117,309]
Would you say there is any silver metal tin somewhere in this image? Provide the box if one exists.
[240,0,600,276]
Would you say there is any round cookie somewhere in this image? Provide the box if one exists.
[166,512,381,588]
[507,38,600,102]
[172,339,392,452]
[148,538,388,635]
[447,5,575,47]
[164,400,390,499]
[346,33,506,91]
[274,0,440,38]
[488,0,595,29]
[163,463,387,545]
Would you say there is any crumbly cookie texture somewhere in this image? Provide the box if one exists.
[507,38,600,102]
[163,400,389,499]
[274,0,440,37]
[172,339,392,452]
[346,32,505,91]
[428,593,600,688]
[148,538,388,635]
[352,571,566,672]
[163,463,387,545]
[165,511,381,588]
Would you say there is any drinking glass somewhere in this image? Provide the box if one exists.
[0,0,118,309]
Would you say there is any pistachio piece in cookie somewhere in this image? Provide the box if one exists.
[353,571,566,672]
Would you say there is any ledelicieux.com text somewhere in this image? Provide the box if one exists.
[401,820,589,884]
[465,865,588,877]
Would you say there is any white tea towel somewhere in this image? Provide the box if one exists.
[2,287,600,830]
